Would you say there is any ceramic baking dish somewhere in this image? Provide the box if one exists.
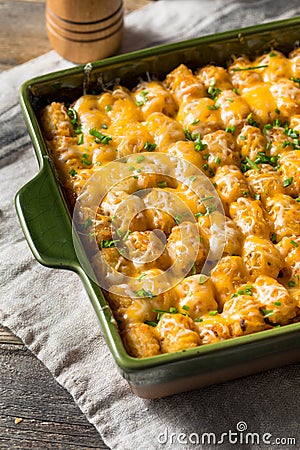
[16,17,300,398]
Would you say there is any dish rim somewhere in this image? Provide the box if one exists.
[16,16,300,375]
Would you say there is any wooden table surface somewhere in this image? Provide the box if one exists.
[0,1,154,448]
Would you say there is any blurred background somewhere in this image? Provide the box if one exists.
[0,0,153,71]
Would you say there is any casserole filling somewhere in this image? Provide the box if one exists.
[40,49,300,358]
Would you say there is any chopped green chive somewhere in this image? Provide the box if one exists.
[290,76,300,86]
[77,133,84,145]
[245,156,260,171]
[273,118,281,127]
[264,123,273,131]
[135,289,156,298]
[89,128,112,144]
[74,127,82,136]
[122,230,131,241]
[208,86,222,100]
[283,177,293,187]
[157,181,167,188]
[198,275,206,284]
[191,264,197,276]
[225,125,236,134]
[69,169,77,177]
[82,217,93,229]
[82,153,92,165]
[247,113,260,128]
[232,64,268,72]
[274,301,282,306]
[99,239,119,248]
[136,90,149,106]
[207,103,220,110]
[67,107,78,126]
[144,141,156,152]
[290,240,299,248]
[137,273,147,281]
[136,155,145,163]
[144,320,157,327]
[174,214,182,224]
[194,137,207,152]
[260,308,274,317]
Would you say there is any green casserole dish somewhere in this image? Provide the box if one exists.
[16,17,300,398]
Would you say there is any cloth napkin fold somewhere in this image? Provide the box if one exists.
[1,1,300,449]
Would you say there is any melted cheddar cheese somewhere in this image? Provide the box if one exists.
[40,49,300,358]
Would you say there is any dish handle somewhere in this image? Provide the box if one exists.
[15,165,79,270]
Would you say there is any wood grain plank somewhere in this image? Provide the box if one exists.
[0,1,50,70]
[0,0,154,70]
[0,347,108,448]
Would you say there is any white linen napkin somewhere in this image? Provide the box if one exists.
[1,1,300,449]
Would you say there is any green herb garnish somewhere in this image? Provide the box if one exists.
[81,153,92,165]
[283,177,293,187]
[144,141,156,152]
[99,239,119,248]
[247,113,260,128]
[208,86,222,100]
[82,217,93,229]
[232,64,268,72]
[135,289,156,298]
[67,107,78,126]
[145,320,158,327]
[157,181,167,188]
[260,308,274,318]
[225,125,236,134]
[136,155,145,163]
[89,128,112,144]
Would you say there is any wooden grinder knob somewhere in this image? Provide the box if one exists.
[46,0,123,64]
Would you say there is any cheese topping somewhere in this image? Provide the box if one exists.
[40,48,300,358]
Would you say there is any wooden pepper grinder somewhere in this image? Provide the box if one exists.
[46,0,123,64]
